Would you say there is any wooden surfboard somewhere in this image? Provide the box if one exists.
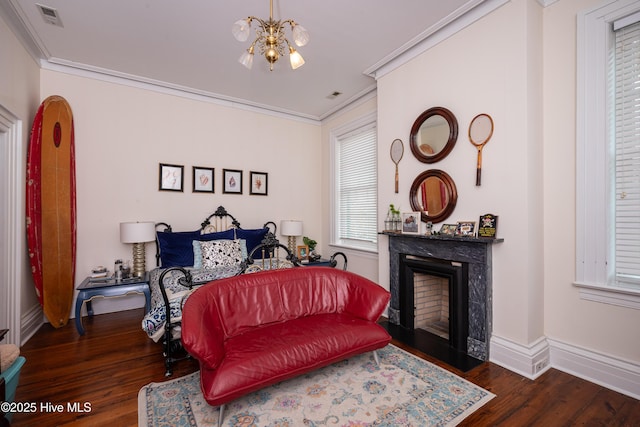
[26,95,77,328]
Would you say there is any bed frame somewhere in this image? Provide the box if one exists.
[154,205,277,375]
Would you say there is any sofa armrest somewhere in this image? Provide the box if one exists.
[181,285,225,370]
[342,274,390,321]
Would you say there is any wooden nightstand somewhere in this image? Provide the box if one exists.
[75,275,150,335]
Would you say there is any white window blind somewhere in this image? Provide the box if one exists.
[614,18,640,286]
[335,124,377,249]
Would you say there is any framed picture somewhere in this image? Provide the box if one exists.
[250,171,268,195]
[223,169,243,194]
[297,245,309,261]
[439,224,457,235]
[401,212,421,235]
[193,166,214,193]
[455,221,476,237]
[478,213,498,238]
[159,163,184,192]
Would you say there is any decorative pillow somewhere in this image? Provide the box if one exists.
[236,228,269,258]
[193,239,248,269]
[157,229,235,267]
[200,240,242,269]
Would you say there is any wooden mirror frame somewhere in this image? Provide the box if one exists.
[409,169,458,223]
[409,106,459,163]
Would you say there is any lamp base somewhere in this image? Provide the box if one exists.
[131,242,147,278]
[287,236,297,255]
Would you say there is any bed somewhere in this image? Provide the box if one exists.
[141,205,302,376]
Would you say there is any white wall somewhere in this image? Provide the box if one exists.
[543,0,640,361]
[40,70,322,316]
[0,12,41,345]
[376,0,545,346]
[370,0,639,393]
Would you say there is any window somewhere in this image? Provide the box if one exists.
[576,0,640,309]
[331,113,377,252]
[613,16,640,287]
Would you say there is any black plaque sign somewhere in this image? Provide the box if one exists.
[478,213,498,238]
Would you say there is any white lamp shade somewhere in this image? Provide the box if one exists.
[289,48,305,69]
[280,220,303,236]
[232,19,251,42]
[292,24,309,47]
[120,222,156,243]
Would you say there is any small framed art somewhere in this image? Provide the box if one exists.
[439,224,457,236]
[223,169,243,194]
[455,221,476,237]
[478,213,498,238]
[159,163,184,192]
[193,166,214,193]
[297,245,309,261]
[250,171,268,195]
[401,212,421,235]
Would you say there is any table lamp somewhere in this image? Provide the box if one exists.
[280,220,303,254]
[120,221,156,277]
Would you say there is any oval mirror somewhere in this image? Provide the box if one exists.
[410,107,458,163]
[409,169,458,223]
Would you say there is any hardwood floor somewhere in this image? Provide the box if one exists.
[9,309,640,426]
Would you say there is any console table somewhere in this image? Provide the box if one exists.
[75,275,150,335]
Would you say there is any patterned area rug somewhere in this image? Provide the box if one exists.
[138,344,494,427]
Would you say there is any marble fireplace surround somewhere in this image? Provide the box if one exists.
[384,232,503,361]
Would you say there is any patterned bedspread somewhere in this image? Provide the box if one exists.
[141,265,241,342]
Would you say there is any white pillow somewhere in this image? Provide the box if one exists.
[200,239,242,269]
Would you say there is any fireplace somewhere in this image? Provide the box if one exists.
[382,232,502,371]
[399,255,468,353]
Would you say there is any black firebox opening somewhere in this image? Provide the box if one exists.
[385,254,482,372]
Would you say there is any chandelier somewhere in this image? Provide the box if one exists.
[232,0,309,71]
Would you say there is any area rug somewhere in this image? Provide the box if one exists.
[138,344,494,427]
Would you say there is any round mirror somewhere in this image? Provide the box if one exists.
[410,107,458,163]
[409,169,458,223]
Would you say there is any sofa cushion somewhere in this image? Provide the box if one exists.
[199,313,391,405]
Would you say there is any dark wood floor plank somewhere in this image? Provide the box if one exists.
[9,309,640,426]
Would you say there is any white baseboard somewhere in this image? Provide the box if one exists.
[547,338,640,400]
[20,303,44,346]
[490,335,551,379]
[491,334,640,399]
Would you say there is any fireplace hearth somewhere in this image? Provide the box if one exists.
[381,232,503,371]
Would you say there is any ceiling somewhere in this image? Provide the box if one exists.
[1,0,488,121]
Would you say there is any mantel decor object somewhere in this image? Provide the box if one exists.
[478,214,498,238]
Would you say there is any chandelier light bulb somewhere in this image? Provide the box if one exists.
[232,19,251,42]
[292,24,309,47]
[238,46,254,69]
[289,47,305,69]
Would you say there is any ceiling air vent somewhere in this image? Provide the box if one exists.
[326,91,342,100]
[36,4,63,27]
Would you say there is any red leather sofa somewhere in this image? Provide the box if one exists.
[182,267,391,422]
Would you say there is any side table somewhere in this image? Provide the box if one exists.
[303,259,333,267]
[75,275,151,335]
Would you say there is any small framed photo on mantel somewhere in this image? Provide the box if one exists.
[455,221,476,237]
[478,213,498,238]
[401,212,421,235]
